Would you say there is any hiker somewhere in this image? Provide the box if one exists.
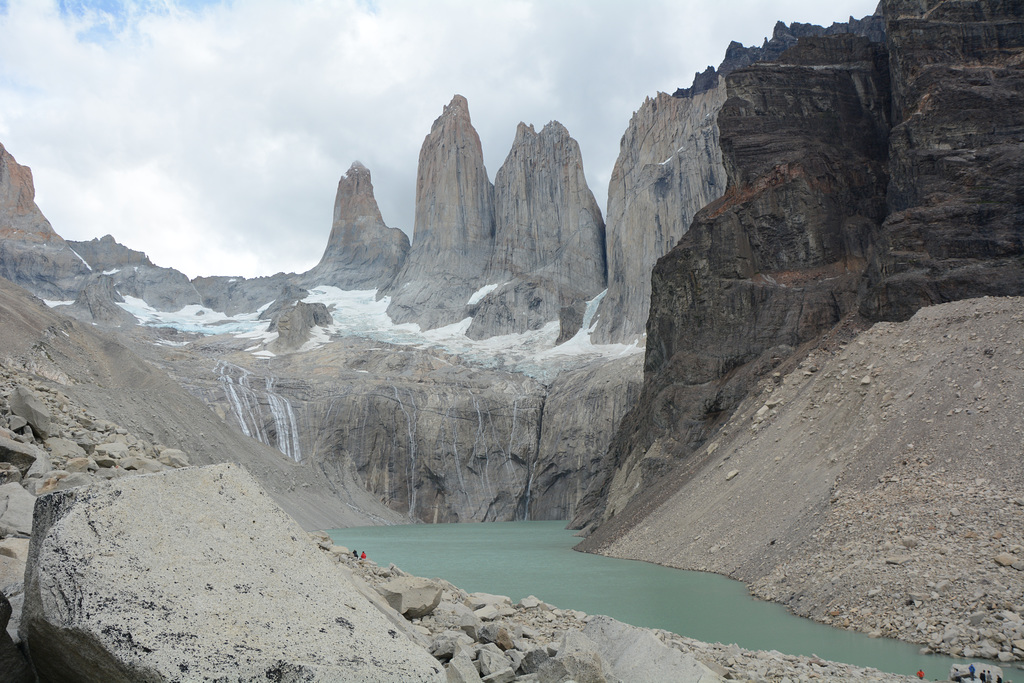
[360,551,367,560]
[916,670,924,679]
[352,549,358,558]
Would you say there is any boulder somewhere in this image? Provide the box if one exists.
[0,483,35,536]
[1,591,34,683]
[0,463,20,485]
[0,436,42,477]
[446,652,483,683]
[119,455,165,473]
[375,576,443,619]
[537,630,612,683]
[64,457,97,473]
[156,448,189,468]
[582,615,723,682]
[20,463,445,683]
[9,386,51,439]
[44,437,86,461]
[93,441,129,459]
[465,592,512,611]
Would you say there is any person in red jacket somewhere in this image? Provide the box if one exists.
[360,551,366,560]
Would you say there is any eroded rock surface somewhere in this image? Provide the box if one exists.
[21,464,445,683]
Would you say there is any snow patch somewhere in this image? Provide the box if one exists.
[43,299,75,308]
[467,283,501,306]
[102,268,121,276]
[69,248,92,271]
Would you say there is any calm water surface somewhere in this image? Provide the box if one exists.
[331,520,1001,681]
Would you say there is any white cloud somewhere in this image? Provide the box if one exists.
[0,0,880,279]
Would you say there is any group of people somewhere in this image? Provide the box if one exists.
[950,663,1005,682]
[352,549,367,560]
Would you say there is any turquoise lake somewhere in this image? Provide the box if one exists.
[330,520,995,681]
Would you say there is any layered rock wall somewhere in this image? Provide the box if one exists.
[575,33,893,534]
[862,0,1024,319]
[592,12,886,346]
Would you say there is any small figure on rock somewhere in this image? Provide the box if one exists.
[360,551,367,560]
[352,549,358,558]
[916,670,924,680]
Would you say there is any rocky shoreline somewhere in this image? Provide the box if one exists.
[315,532,923,682]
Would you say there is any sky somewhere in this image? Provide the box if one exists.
[0,0,880,279]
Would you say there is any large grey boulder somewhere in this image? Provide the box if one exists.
[582,615,723,682]
[375,575,443,618]
[9,386,51,440]
[0,436,43,477]
[21,463,445,683]
[0,483,34,536]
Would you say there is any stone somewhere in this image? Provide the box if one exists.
[156,448,189,468]
[465,593,512,611]
[0,483,35,536]
[993,553,1017,567]
[479,623,514,651]
[517,595,543,610]
[9,386,51,439]
[64,456,97,473]
[460,611,484,640]
[475,644,509,678]
[0,463,20,485]
[0,436,42,477]
[582,615,724,682]
[376,576,443,619]
[93,441,129,460]
[20,463,445,682]
[520,647,550,674]
[446,652,483,683]
[726,469,739,481]
[430,630,474,662]
[44,437,86,461]
[480,669,515,683]
[119,455,165,473]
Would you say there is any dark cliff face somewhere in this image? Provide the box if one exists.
[576,0,1024,541]
[862,0,1024,320]
[574,33,894,535]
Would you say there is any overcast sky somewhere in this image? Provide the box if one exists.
[0,0,880,279]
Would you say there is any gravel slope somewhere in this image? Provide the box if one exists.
[597,296,1024,664]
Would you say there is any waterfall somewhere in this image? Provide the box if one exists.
[215,361,303,462]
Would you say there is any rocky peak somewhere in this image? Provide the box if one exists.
[66,234,155,271]
[592,11,886,345]
[301,161,409,291]
[0,143,91,299]
[385,95,496,330]
[465,120,605,339]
